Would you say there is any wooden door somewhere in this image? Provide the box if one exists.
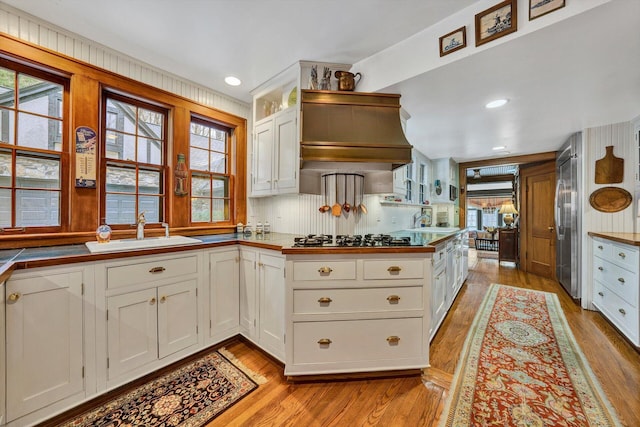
[521,161,556,278]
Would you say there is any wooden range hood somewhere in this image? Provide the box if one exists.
[300,90,413,171]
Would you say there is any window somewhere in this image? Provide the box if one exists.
[0,61,67,229]
[419,163,426,203]
[190,117,231,223]
[405,163,413,202]
[102,93,166,225]
[467,209,479,230]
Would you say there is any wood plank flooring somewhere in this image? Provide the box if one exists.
[210,252,640,426]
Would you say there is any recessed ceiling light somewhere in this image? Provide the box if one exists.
[224,76,242,86]
[485,99,508,109]
[492,146,506,150]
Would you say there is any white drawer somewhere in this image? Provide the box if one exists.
[107,254,198,289]
[293,286,423,314]
[292,261,356,281]
[592,239,610,260]
[594,261,638,306]
[593,281,639,345]
[433,246,446,267]
[292,317,423,365]
[362,259,424,280]
[609,243,639,272]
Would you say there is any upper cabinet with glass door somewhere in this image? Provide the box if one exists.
[250,61,351,197]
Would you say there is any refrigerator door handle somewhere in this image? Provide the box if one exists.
[554,179,563,240]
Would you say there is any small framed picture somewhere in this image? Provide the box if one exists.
[439,26,467,57]
[529,0,565,21]
[475,0,517,46]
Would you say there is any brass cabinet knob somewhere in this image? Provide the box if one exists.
[8,292,20,302]
[150,297,156,305]
[386,336,400,344]
[598,292,604,296]
[619,308,626,316]
[598,266,604,271]
[387,295,401,303]
[618,278,625,284]
[548,226,555,232]
[318,297,332,304]
[597,245,603,250]
[160,296,167,303]
[618,252,626,259]
[317,338,332,345]
[318,267,333,274]
[149,266,166,273]
[387,266,402,273]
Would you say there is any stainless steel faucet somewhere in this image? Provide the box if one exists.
[136,212,146,240]
[412,210,424,228]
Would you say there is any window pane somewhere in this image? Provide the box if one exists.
[0,188,10,227]
[0,109,15,144]
[210,137,226,153]
[190,123,209,149]
[106,166,136,193]
[16,155,60,189]
[0,67,16,108]
[139,196,161,223]
[139,170,161,194]
[106,193,135,224]
[138,108,163,140]
[106,98,136,132]
[210,152,226,173]
[190,147,209,172]
[191,175,210,197]
[17,113,62,151]
[212,177,228,197]
[191,198,210,222]
[15,189,59,226]
[212,198,229,221]
[18,75,63,118]
[0,151,11,186]
[138,137,162,165]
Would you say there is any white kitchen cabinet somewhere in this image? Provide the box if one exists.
[592,237,639,346]
[6,266,86,423]
[430,244,447,341]
[251,119,274,195]
[239,247,286,361]
[285,254,429,376]
[207,248,240,343]
[393,164,408,199]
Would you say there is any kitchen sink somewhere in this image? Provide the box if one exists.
[85,235,201,253]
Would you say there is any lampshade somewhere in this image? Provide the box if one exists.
[499,201,518,215]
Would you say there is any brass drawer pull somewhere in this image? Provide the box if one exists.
[150,297,156,305]
[387,266,402,273]
[160,296,167,303]
[387,295,401,303]
[318,267,333,274]
[317,338,332,345]
[598,291,604,296]
[8,292,21,302]
[386,336,400,344]
[618,278,625,284]
[619,308,626,316]
[597,245,603,250]
[149,266,166,273]
[618,252,626,259]
[598,266,604,271]
[318,297,332,304]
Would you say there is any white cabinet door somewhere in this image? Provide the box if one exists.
[393,165,407,197]
[430,264,447,341]
[208,249,240,341]
[258,252,286,359]
[6,269,84,421]
[158,279,198,358]
[239,248,258,338]
[107,288,158,380]
[252,119,274,195]
[274,107,298,194]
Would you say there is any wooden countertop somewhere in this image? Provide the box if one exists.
[588,231,640,247]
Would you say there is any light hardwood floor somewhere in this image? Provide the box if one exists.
[210,252,640,426]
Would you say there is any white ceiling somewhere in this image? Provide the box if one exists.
[3,0,639,163]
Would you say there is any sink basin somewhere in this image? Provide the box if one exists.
[85,235,201,253]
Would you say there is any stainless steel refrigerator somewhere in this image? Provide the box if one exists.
[555,133,582,300]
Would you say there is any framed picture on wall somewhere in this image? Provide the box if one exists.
[439,26,467,57]
[529,0,565,21]
[475,0,517,46]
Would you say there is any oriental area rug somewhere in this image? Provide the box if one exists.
[62,348,265,427]
[439,284,622,427]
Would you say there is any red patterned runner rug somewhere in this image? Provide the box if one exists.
[62,349,260,427]
[439,284,622,426]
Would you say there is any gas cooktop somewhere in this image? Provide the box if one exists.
[292,234,423,248]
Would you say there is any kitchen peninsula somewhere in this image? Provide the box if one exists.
[1,228,467,426]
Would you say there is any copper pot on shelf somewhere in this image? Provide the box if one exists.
[334,71,362,91]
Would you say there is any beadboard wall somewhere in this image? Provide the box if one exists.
[581,121,636,308]
[0,4,250,119]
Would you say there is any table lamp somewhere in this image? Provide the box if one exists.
[499,201,518,227]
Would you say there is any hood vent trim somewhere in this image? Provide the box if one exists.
[300,90,412,170]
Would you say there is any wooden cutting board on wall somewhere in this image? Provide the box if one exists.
[595,146,624,184]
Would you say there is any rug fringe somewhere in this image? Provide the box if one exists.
[219,347,268,385]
